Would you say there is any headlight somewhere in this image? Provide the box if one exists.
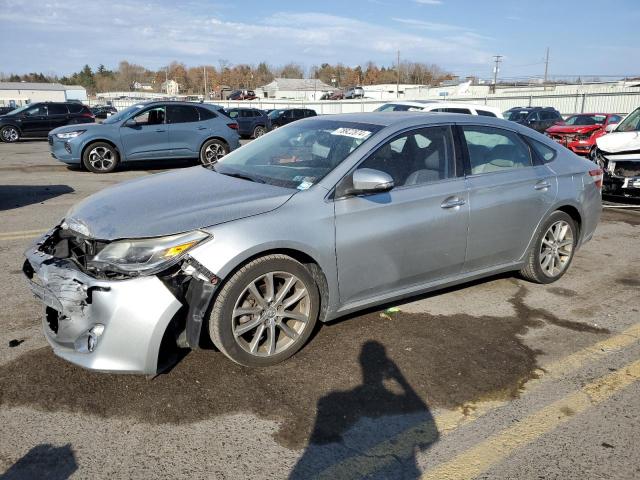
[90,230,209,274]
[55,130,86,139]
[576,132,593,141]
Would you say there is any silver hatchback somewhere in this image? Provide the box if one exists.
[24,113,602,373]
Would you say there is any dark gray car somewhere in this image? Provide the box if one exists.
[24,113,602,373]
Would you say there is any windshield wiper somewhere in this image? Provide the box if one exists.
[219,172,265,183]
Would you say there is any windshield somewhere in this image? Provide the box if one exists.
[212,119,383,189]
[102,103,145,124]
[616,107,640,132]
[268,109,285,119]
[503,110,529,122]
[564,114,606,126]
[5,104,32,115]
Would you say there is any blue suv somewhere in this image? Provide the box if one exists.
[49,101,240,173]
[225,108,270,138]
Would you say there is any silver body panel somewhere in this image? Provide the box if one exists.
[25,113,602,373]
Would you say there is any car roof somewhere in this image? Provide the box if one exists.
[381,100,501,111]
[305,111,514,128]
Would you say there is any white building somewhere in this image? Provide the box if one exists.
[256,78,335,101]
[132,81,154,91]
[0,82,87,106]
[161,79,180,96]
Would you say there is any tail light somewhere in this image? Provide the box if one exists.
[81,112,95,119]
[227,123,238,130]
[589,168,603,189]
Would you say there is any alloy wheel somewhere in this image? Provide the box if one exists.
[203,143,227,166]
[254,126,266,138]
[232,271,310,357]
[2,127,19,142]
[539,220,574,277]
[87,146,114,171]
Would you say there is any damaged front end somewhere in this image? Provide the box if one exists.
[23,225,219,375]
[592,148,640,197]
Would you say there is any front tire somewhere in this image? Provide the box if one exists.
[1,126,20,143]
[520,211,577,284]
[82,142,119,173]
[209,255,320,367]
[199,139,229,166]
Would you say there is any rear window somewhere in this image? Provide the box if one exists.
[477,110,497,117]
[167,105,200,123]
[68,104,85,114]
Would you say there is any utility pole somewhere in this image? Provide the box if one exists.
[164,67,168,94]
[543,47,550,85]
[203,66,208,100]
[396,50,400,99]
[492,55,502,94]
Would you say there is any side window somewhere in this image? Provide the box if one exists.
[528,111,540,122]
[528,138,557,164]
[358,125,455,187]
[48,104,69,115]
[197,107,217,120]
[167,105,199,124]
[133,106,165,125]
[462,126,532,175]
[540,111,557,121]
[608,115,622,124]
[24,105,46,116]
[477,110,497,117]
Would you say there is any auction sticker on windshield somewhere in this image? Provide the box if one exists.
[331,127,373,139]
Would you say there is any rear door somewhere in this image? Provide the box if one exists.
[167,104,203,157]
[20,104,49,136]
[47,103,70,130]
[335,125,469,305]
[460,124,557,272]
[120,105,169,160]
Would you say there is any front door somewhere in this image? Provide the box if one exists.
[20,104,49,137]
[460,124,558,272]
[120,105,169,160]
[335,125,469,306]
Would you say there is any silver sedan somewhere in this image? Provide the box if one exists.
[23,113,602,373]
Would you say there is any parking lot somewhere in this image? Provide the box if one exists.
[1,140,639,479]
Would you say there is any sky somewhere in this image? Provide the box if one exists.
[0,0,638,80]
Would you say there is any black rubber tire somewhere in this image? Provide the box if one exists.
[0,126,20,143]
[253,125,266,138]
[209,254,320,367]
[199,139,229,166]
[82,142,119,173]
[520,211,578,284]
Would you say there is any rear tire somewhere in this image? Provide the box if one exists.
[1,126,20,143]
[199,139,229,166]
[253,125,266,138]
[520,211,577,284]
[209,255,320,367]
[82,142,119,173]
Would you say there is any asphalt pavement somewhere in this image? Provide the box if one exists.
[0,140,639,479]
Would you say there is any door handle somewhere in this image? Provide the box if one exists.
[155,129,166,132]
[441,197,466,209]
[197,126,207,130]
[534,181,551,190]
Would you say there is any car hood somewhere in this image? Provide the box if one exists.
[50,122,103,135]
[63,167,296,240]
[596,131,640,153]
[546,125,601,134]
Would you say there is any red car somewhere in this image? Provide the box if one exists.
[545,113,622,155]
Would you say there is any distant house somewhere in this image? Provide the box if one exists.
[161,79,180,96]
[0,82,87,106]
[132,81,154,91]
[256,78,334,100]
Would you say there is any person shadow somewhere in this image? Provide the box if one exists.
[289,341,439,479]
[0,444,77,480]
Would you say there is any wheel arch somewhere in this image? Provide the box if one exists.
[81,138,121,161]
[200,136,230,153]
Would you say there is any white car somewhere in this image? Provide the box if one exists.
[375,101,503,118]
[592,106,640,197]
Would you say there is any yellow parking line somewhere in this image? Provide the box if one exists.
[421,359,640,480]
[316,322,640,479]
[0,229,46,241]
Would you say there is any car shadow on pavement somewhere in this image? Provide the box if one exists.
[0,443,77,480]
[289,341,439,479]
[0,185,74,211]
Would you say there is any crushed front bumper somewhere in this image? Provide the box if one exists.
[23,233,182,374]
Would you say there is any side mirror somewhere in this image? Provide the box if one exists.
[351,168,394,194]
[605,123,618,133]
[123,118,137,127]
